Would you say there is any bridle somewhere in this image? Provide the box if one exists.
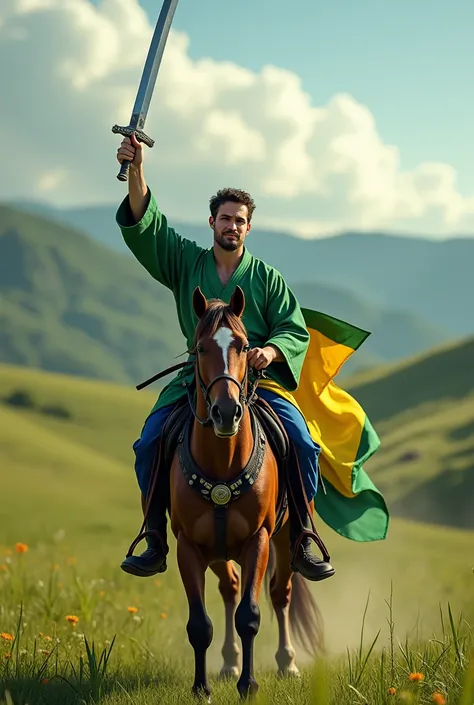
[184,351,264,428]
[135,338,266,429]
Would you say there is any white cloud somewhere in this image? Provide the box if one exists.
[1,0,473,238]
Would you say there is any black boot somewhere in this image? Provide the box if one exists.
[120,530,168,578]
[121,491,169,578]
[287,448,335,582]
[290,520,335,582]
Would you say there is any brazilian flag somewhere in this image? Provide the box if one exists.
[260,307,389,543]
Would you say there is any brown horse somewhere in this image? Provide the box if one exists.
[168,285,324,701]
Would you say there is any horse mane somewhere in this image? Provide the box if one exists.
[192,299,248,349]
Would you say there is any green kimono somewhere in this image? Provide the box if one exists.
[116,188,310,415]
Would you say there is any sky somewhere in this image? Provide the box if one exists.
[1,0,473,239]
[160,0,474,193]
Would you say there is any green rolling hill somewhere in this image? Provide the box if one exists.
[344,336,474,530]
[0,205,184,384]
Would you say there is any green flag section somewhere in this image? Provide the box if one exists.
[314,413,389,542]
[260,307,390,543]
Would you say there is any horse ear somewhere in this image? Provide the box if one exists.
[229,286,245,318]
[193,287,208,319]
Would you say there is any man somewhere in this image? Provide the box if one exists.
[115,134,334,582]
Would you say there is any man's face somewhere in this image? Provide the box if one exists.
[209,202,251,252]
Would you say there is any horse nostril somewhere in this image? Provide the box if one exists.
[234,404,243,422]
[210,404,222,424]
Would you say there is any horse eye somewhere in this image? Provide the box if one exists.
[196,344,204,354]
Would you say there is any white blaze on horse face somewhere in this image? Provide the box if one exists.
[213,327,234,374]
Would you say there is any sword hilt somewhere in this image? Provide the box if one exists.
[112,125,155,182]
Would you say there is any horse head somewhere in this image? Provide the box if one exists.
[192,285,250,437]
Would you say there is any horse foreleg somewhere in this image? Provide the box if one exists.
[235,527,270,700]
[177,531,213,703]
[211,561,241,679]
[269,525,300,678]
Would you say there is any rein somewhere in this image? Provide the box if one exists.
[136,356,265,426]
[136,359,192,391]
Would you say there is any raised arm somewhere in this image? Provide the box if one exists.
[115,135,201,292]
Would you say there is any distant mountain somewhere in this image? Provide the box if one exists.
[1,205,454,385]
[9,199,473,340]
[291,282,451,370]
[344,336,474,530]
[0,205,185,385]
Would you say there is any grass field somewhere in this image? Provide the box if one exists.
[344,336,474,531]
[1,363,473,704]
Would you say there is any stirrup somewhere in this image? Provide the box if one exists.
[125,528,166,558]
[290,529,334,580]
[291,528,331,564]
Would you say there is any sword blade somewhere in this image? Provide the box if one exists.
[112,0,181,182]
[130,0,180,130]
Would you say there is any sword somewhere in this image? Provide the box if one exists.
[112,0,180,182]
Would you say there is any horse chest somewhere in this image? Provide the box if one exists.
[181,505,255,549]
[170,459,274,560]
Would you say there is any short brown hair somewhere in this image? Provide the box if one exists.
[209,188,256,222]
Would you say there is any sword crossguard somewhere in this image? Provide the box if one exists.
[112,125,155,182]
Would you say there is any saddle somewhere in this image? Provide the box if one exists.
[136,372,330,566]
[149,391,290,557]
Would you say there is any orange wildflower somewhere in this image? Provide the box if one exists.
[44,636,52,642]
[160,612,167,619]
[15,543,28,554]
[66,615,79,625]
[4,653,11,659]
[40,649,50,656]
[409,672,424,682]
[41,678,49,685]
[127,606,138,614]
[1,633,14,642]
[388,687,397,695]
[1,564,7,571]
[432,694,446,705]
[67,556,77,565]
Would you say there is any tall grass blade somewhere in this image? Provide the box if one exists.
[448,602,463,666]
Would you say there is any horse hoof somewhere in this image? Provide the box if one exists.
[218,665,239,680]
[277,664,301,678]
[192,685,212,703]
[237,678,258,700]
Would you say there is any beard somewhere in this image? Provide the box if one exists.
[213,230,242,251]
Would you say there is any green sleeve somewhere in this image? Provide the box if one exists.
[115,187,201,292]
[264,269,310,391]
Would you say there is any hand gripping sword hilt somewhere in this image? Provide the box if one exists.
[112,125,155,182]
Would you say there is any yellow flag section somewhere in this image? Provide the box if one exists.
[260,307,389,543]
